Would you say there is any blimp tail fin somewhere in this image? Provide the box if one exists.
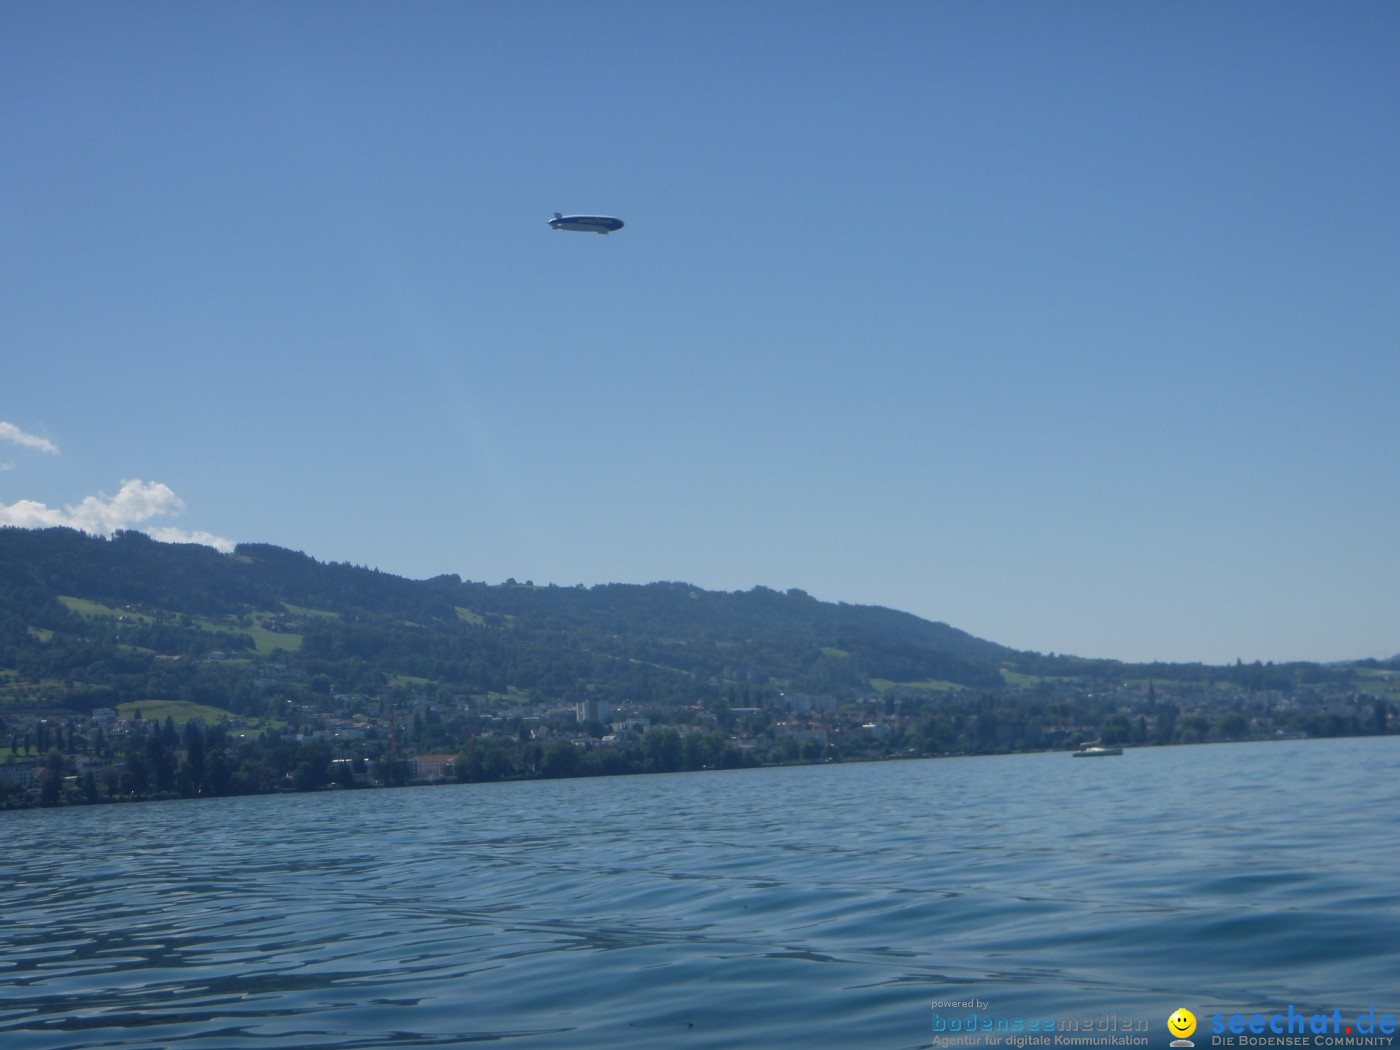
[554,212,563,219]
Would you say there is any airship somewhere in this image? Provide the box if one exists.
[549,212,625,234]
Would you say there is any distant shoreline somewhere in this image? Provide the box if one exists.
[6,727,1392,812]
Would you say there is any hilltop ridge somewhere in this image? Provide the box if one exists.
[1,526,1027,708]
[3,526,1396,716]
[0,524,1396,733]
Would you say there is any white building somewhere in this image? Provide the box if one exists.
[576,699,612,724]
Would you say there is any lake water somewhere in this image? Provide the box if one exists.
[3,736,1398,1049]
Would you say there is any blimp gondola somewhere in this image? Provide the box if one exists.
[549,213,624,234]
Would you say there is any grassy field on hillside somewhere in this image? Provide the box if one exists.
[243,622,302,654]
[999,669,1042,687]
[1354,666,1400,700]
[871,677,963,694]
[58,596,152,622]
[117,700,236,724]
[58,594,302,655]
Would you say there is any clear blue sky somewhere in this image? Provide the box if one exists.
[3,1,1397,665]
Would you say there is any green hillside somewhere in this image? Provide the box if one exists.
[0,526,1392,720]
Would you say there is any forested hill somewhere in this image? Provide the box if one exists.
[0,526,1028,712]
[0,526,1386,717]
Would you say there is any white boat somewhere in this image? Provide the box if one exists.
[1072,744,1123,757]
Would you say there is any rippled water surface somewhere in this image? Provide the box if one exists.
[3,737,1398,1049]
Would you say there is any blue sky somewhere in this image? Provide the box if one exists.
[2,1,1397,664]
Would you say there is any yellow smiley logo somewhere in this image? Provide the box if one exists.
[1169,1009,1197,1039]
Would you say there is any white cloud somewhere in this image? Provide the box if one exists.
[0,479,234,552]
[146,526,237,552]
[0,421,59,455]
